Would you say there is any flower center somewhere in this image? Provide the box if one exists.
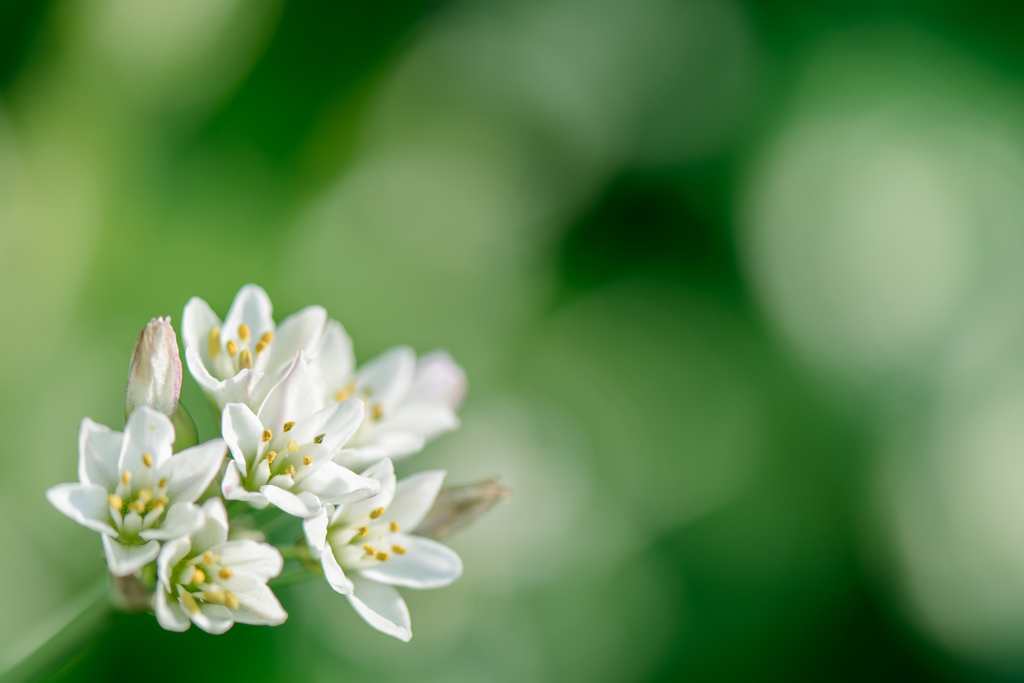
[107,456,168,541]
[208,325,274,378]
[242,427,322,493]
[170,550,240,613]
[328,509,406,568]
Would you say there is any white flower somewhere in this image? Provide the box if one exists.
[124,316,182,420]
[221,352,380,518]
[182,284,327,410]
[155,498,287,634]
[311,320,467,469]
[303,458,463,641]
[46,407,226,577]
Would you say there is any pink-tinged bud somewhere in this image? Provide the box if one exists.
[125,316,183,420]
[414,477,510,541]
[408,351,468,411]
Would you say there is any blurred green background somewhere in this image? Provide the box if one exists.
[7,0,1024,680]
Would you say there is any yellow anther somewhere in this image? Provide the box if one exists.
[261,429,272,442]
[363,545,376,556]
[391,545,406,555]
[238,323,251,342]
[238,349,253,371]
[200,590,224,604]
[158,477,168,489]
[129,499,146,513]
[370,507,385,519]
[180,591,200,614]
[389,521,400,532]
[313,434,324,444]
[283,421,295,432]
[108,494,123,509]
[260,331,274,345]
[356,526,369,537]
[254,340,268,355]
[208,327,221,359]
[375,552,390,562]
[226,340,238,356]
[285,465,296,476]
[219,568,234,580]
[121,471,132,485]
[154,495,169,508]
[334,381,357,403]
[192,568,206,585]
[265,451,277,465]
[148,504,165,517]
[203,551,220,565]
[137,488,153,503]
[372,404,385,421]
[286,440,299,452]
[142,453,153,468]
[302,456,313,466]
[223,592,240,610]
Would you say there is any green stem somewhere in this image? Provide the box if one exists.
[269,566,318,589]
[0,577,114,683]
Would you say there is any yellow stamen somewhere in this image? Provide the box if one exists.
[261,429,272,442]
[148,504,165,518]
[286,440,299,452]
[334,380,357,403]
[391,545,406,555]
[142,453,153,468]
[203,551,220,565]
[238,349,253,371]
[372,404,385,421]
[363,545,376,556]
[129,499,146,513]
[201,590,224,604]
[238,323,251,342]
[370,507,385,519]
[265,451,277,465]
[283,421,295,432]
[375,552,390,562]
[208,327,221,359]
[192,568,206,585]
[260,331,274,345]
[313,434,324,444]
[223,592,239,610]
[302,456,313,466]
[108,494,123,509]
[254,340,268,355]
[121,471,132,485]
[285,465,296,476]
[180,591,200,614]
[219,568,234,580]
[137,488,152,503]
[158,477,168,489]
[357,526,369,537]
[226,340,238,356]
[389,521,400,532]
[153,496,169,508]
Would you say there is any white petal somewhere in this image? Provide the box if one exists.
[336,433,425,469]
[300,462,381,506]
[303,508,330,558]
[214,368,276,412]
[339,458,396,523]
[288,399,364,455]
[221,462,270,508]
[257,353,322,439]
[46,483,117,537]
[191,602,235,634]
[190,498,229,552]
[185,345,223,396]
[231,584,288,626]
[384,403,460,442]
[102,535,160,576]
[259,485,323,518]
[321,543,353,594]
[212,540,283,581]
[312,319,355,398]
[267,305,327,374]
[157,536,192,592]
[154,588,190,632]
[359,534,462,589]
[390,470,446,530]
[221,403,264,477]
[77,418,122,489]
[356,346,416,410]
[182,296,222,370]
[140,501,204,541]
[222,284,274,350]
[163,439,226,504]
[346,575,411,641]
[118,406,175,475]
[407,350,467,410]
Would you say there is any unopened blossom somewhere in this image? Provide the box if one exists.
[310,319,467,469]
[155,499,286,634]
[124,316,182,420]
[182,284,327,410]
[303,458,462,641]
[221,352,380,518]
[47,407,226,576]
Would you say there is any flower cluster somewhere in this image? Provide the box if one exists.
[48,285,496,640]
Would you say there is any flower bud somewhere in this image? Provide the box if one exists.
[414,476,510,541]
[125,316,183,421]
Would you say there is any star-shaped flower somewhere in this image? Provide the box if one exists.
[221,352,380,518]
[46,407,227,576]
[155,499,287,634]
[303,458,463,641]
[310,319,467,469]
[182,284,327,410]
